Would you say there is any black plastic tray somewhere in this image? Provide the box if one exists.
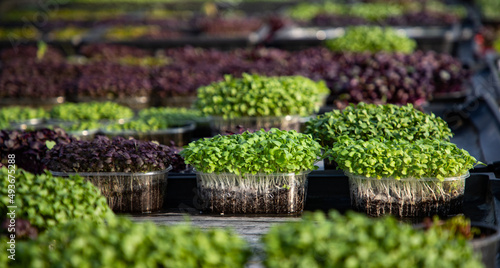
[484,55,500,101]
[425,93,500,165]
[163,171,500,225]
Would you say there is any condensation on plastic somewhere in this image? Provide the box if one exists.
[52,166,172,213]
[210,115,302,135]
[9,118,48,130]
[346,171,469,219]
[195,171,309,214]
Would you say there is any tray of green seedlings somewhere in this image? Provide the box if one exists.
[274,0,464,52]
[48,102,135,140]
[102,111,196,146]
[138,107,211,138]
[477,0,500,24]
[0,106,49,130]
[0,26,41,46]
[87,14,269,48]
[46,26,91,45]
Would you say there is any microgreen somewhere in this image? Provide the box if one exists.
[104,107,206,135]
[181,128,323,175]
[45,140,56,150]
[263,211,483,268]
[195,73,330,119]
[44,136,179,173]
[305,103,453,148]
[329,136,480,180]
[0,128,73,174]
[138,107,208,123]
[0,106,48,129]
[36,41,47,61]
[49,101,134,121]
[424,215,481,241]
[8,217,250,268]
[325,26,416,53]
[0,168,113,232]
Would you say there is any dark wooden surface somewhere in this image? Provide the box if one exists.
[130,213,301,268]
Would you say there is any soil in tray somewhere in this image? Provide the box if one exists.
[352,195,464,221]
[95,177,167,213]
[198,185,307,214]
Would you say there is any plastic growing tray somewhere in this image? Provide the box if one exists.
[469,222,500,268]
[73,96,152,111]
[52,167,171,213]
[157,96,197,108]
[67,129,100,141]
[102,122,196,146]
[425,94,500,165]
[346,172,469,220]
[195,171,309,214]
[9,118,48,131]
[83,24,270,49]
[0,96,65,109]
[270,24,460,53]
[210,115,302,135]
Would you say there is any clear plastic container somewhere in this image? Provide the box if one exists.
[102,122,195,146]
[46,120,108,141]
[0,97,65,109]
[75,96,151,110]
[414,221,500,268]
[347,171,469,218]
[469,223,500,268]
[195,171,309,214]
[210,115,302,135]
[67,129,100,141]
[9,118,48,130]
[159,96,197,108]
[52,167,171,213]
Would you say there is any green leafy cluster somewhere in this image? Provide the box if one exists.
[63,121,103,132]
[195,73,330,118]
[0,168,113,232]
[330,136,478,180]
[50,101,134,121]
[105,115,184,132]
[305,103,452,148]
[287,2,404,21]
[287,2,345,21]
[5,216,250,268]
[49,27,89,41]
[116,55,171,67]
[428,215,480,240]
[494,38,500,54]
[325,26,416,53]
[139,107,208,123]
[181,129,322,174]
[475,0,500,19]
[263,211,483,268]
[48,8,130,21]
[425,1,467,18]
[0,106,48,129]
[105,25,161,40]
[286,1,464,21]
[348,3,403,21]
[0,27,39,40]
